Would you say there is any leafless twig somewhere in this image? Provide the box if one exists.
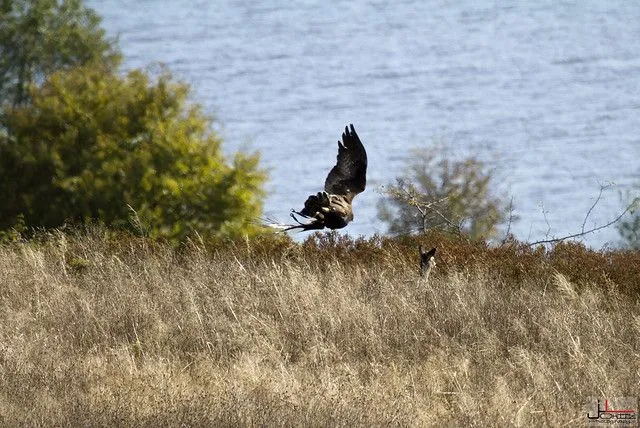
[527,198,637,247]
[540,202,552,239]
[392,183,464,237]
[581,182,612,234]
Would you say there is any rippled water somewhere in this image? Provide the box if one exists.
[87,0,640,247]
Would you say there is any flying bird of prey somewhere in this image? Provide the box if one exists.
[283,124,367,232]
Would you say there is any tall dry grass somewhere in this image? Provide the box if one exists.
[0,229,638,427]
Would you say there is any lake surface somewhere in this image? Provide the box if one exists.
[87,0,640,247]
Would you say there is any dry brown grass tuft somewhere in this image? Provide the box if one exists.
[0,229,638,426]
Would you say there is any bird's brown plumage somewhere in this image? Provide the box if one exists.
[287,124,367,231]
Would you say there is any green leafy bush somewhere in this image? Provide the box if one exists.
[0,65,266,240]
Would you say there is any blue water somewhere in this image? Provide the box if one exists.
[87,0,640,247]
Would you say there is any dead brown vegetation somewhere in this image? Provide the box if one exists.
[0,228,638,427]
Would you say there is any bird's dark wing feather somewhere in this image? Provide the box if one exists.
[324,124,367,200]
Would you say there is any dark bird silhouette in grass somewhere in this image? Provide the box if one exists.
[285,124,367,232]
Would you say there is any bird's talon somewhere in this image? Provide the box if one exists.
[290,212,305,225]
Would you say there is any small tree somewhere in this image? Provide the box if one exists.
[617,192,640,249]
[378,145,510,240]
[0,0,120,107]
[0,65,266,240]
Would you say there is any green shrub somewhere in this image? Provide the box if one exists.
[0,65,266,241]
[377,144,511,240]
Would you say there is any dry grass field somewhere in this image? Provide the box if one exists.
[0,229,638,427]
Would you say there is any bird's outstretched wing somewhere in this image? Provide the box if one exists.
[324,124,367,201]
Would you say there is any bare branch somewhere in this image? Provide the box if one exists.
[427,204,465,236]
[540,202,552,239]
[581,182,612,234]
[389,183,464,236]
[528,198,637,247]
